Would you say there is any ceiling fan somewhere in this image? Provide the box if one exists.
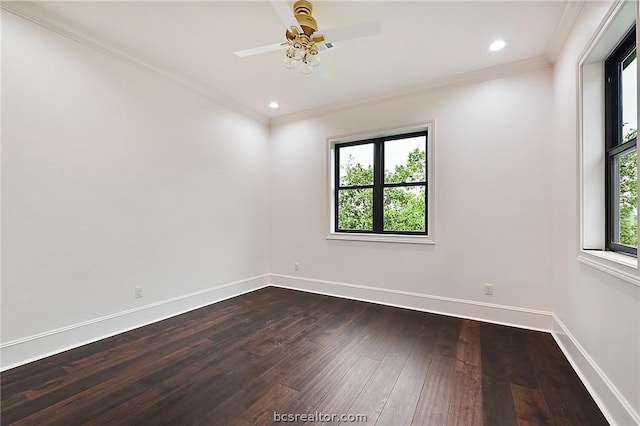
[233,0,381,74]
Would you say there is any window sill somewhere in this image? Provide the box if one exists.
[578,249,640,287]
[326,232,435,245]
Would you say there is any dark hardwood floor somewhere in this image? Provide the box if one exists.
[1,287,608,425]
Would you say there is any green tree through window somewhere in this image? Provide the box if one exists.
[338,155,373,230]
[383,148,426,231]
[337,137,427,233]
[619,128,638,247]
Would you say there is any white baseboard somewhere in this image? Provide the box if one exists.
[0,274,269,371]
[551,314,640,426]
[268,274,553,332]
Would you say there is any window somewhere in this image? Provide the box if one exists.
[605,26,637,256]
[578,2,638,278]
[331,128,431,239]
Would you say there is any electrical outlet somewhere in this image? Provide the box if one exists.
[135,286,143,299]
[484,283,493,296]
[294,262,299,272]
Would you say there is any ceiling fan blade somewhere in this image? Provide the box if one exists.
[321,20,381,43]
[269,0,301,32]
[234,42,286,57]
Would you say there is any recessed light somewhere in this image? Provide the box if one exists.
[269,101,279,109]
[489,40,506,52]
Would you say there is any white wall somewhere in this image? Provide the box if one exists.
[270,68,554,326]
[1,12,270,368]
[551,1,640,424]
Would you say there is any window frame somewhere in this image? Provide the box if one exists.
[577,0,638,281]
[327,122,435,244]
[604,25,637,256]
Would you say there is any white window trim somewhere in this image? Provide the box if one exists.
[325,121,435,244]
[578,0,639,280]
[578,252,640,287]
[326,233,435,245]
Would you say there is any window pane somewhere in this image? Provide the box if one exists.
[339,144,374,186]
[622,51,637,142]
[383,186,425,232]
[384,136,426,183]
[338,188,373,230]
[614,148,637,247]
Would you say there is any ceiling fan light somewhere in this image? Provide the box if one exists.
[304,53,320,67]
[300,62,313,74]
[284,56,297,69]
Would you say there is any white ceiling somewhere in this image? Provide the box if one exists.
[18,1,572,120]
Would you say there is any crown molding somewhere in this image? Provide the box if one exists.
[1,1,270,126]
[270,55,552,126]
[545,0,587,64]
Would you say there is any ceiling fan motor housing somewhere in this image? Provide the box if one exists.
[293,0,318,36]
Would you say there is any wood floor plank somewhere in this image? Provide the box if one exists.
[354,307,399,362]
[288,326,376,405]
[0,288,609,426]
[479,323,509,382]
[139,348,270,425]
[412,354,456,425]
[455,320,481,368]
[245,312,306,356]
[480,323,518,426]
[231,383,298,426]
[511,383,552,426]
[447,320,483,426]
[375,319,434,425]
[314,356,379,425]
[524,333,608,426]
[193,336,325,423]
[433,314,463,358]
[10,298,266,413]
[503,328,539,388]
[9,339,218,425]
[85,387,167,426]
[343,312,424,425]
[281,304,377,392]
[447,363,483,426]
